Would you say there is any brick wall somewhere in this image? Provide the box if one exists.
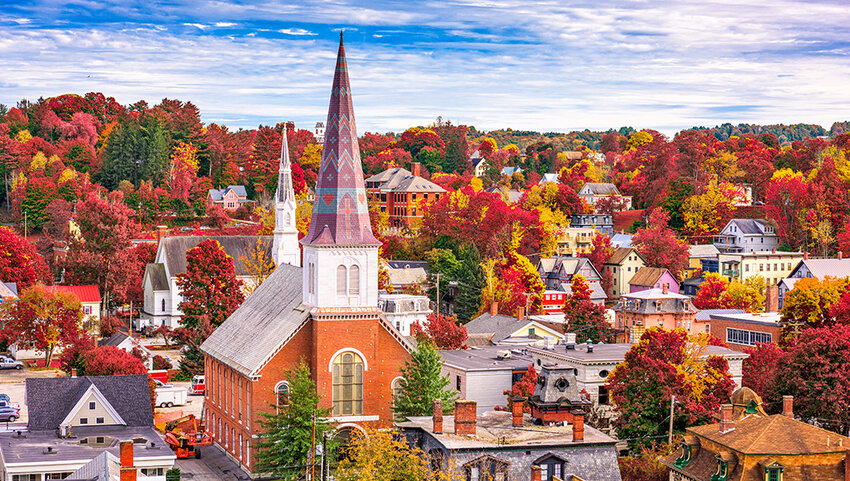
[707,318,781,352]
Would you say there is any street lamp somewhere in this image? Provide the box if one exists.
[134,158,142,188]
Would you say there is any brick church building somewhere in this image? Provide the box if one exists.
[201,34,412,472]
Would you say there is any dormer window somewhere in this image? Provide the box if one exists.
[759,458,784,481]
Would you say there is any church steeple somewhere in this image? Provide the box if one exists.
[272,128,300,267]
[302,33,379,310]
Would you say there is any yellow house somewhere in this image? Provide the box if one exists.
[603,247,645,299]
[557,227,597,256]
[718,251,804,286]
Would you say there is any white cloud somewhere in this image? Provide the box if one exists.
[278,28,317,36]
[214,22,236,27]
[182,23,209,30]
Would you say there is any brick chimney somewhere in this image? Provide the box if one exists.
[433,399,443,434]
[804,252,809,260]
[411,162,421,177]
[719,404,734,433]
[662,283,669,295]
[572,410,585,441]
[490,302,499,316]
[119,440,136,481]
[765,285,779,312]
[782,395,794,418]
[531,466,542,481]
[454,400,477,436]
[71,369,77,378]
[839,251,844,260]
[511,397,524,428]
[516,306,525,321]
[156,225,167,241]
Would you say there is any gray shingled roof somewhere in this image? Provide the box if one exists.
[224,185,247,197]
[207,189,223,201]
[798,259,850,278]
[728,219,773,235]
[159,235,272,277]
[26,375,154,431]
[580,182,620,195]
[391,175,446,193]
[689,244,720,258]
[200,263,311,377]
[143,263,168,291]
[366,167,411,184]
[465,313,520,337]
[98,332,128,347]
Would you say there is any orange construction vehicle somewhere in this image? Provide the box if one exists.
[161,414,213,459]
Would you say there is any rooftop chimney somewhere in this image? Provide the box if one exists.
[516,306,525,321]
[454,400,477,436]
[490,302,499,316]
[531,466,542,481]
[765,285,779,313]
[411,162,422,177]
[662,283,669,295]
[120,441,136,481]
[839,251,844,260]
[511,397,524,428]
[719,404,734,433]
[433,400,443,434]
[156,225,167,241]
[71,368,77,378]
[572,411,585,442]
[782,395,794,418]
[804,252,809,260]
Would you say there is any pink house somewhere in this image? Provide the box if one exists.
[628,267,679,294]
[614,286,700,342]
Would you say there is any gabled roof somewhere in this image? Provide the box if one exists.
[0,282,17,300]
[366,167,412,184]
[689,244,720,258]
[725,218,775,235]
[628,267,673,287]
[465,313,520,337]
[3,282,18,296]
[557,280,607,300]
[387,267,427,286]
[208,189,223,201]
[540,173,559,184]
[223,185,248,197]
[606,247,642,265]
[48,285,101,303]
[143,263,168,291]
[201,263,310,377]
[689,414,850,454]
[26,375,154,431]
[580,182,620,196]
[157,235,272,278]
[98,332,129,347]
[390,175,446,193]
[796,258,850,278]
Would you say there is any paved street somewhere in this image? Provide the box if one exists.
[177,444,251,481]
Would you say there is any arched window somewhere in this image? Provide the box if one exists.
[349,265,360,296]
[275,382,290,410]
[391,377,404,407]
[332,352,364,416]
[337,265,348,296]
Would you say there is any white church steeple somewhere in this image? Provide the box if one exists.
[272,129,300,267]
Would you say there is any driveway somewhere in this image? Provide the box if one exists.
[0,367,63,427]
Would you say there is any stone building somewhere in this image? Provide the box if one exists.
[200,35,412,473]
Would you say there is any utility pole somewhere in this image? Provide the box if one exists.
[321,432,328,481]
[309,410,316,481]
[668,395,676,444]
[435,272,442,315]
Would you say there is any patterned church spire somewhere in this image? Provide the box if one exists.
[302,32,379,246]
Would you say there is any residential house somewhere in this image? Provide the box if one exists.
[714,219,780,253]
[603,247,645,299]
[385,265,428,293]
[529,337,747,415]
[778,255,850,308]
[570,213,614,236]
[718,250,804,286]
[706,311,782,353]
[314,121,325,143]
[378,293,431,336]
[681,275,705,296]
[539,173,559,184]
[577,182,632,210]
[687,244,720,277]
[365,163,446,228]
[200,37,413,473]
[48,285,101,330]
[465,307,565,347]
[207,185,251,211]
[610,233,633,248]
[0,375,175,481]
[536,256,605,303]
[0,282,17,303]
[485,185,523,204]
[628,267,680,294]
[440,345,536,413]
[471,150,487,177]
[97,333,158,370]
[501,166,522,177]
[141,235,272,328]
[556,226,598,256]
[661,388,850,481]
[613,286,699,341]
[398,398,622,481]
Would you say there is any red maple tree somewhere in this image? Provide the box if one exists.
[1,285,83,365]
[0,226,51,289]
[411,313,468,350]
[632,209,690,279]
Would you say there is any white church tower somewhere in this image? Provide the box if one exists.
[272,129,301,267]
[301,33,380,310]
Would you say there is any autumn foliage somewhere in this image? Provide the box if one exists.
[411,313,468,350]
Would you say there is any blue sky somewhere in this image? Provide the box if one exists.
[1,0,849,135]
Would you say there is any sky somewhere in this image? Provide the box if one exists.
[1,0,849,135]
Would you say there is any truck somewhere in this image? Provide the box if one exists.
[0,356,23,370]
[155,386,188,408]
[190,375,205,395]
[161,414,213,459]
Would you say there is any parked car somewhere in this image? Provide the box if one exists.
[153,379,174,389]
[0,404,20,422]
[0,356,23,370]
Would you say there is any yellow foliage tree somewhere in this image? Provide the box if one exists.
[336,428,429,481]
[780,276,849,343]
[626,131,653,150]
[238,237,276,294]
[15,129,32,143]
[299,143,322,172]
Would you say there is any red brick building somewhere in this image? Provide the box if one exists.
[201,35,412,472]
[365,162,446,228]
[705,311,782,352]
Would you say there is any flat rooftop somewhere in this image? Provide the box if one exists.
[529,342,748,364]
[0,426,174,465]
[399,411,615,450]
[440,345,535,371]
[708,311,782,325]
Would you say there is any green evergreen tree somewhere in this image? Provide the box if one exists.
[254,361,336,480]
[454,245,485,323]
[393,341,457,421]
[101,118,171,189]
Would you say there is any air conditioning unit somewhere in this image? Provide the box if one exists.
[59,424,70,438]
[496,350,512,360]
